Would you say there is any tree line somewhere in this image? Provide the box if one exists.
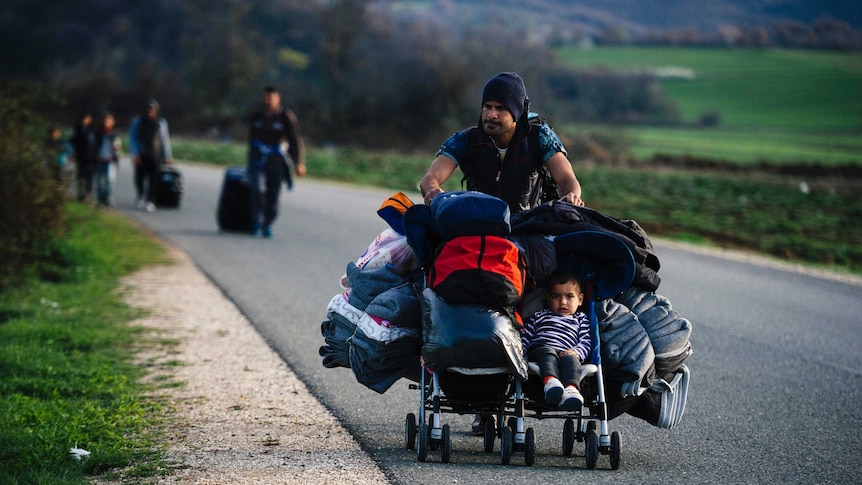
[1,0,686,150]
[5,1,854,151]
[598,19,861,50]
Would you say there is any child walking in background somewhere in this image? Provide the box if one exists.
[46,125,70,182]
[522,271,591,411]
[93,111,121,208]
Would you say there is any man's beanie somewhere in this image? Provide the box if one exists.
[482,72,527,121]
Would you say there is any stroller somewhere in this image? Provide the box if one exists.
[405,229,638,468]
[405,285,529,464]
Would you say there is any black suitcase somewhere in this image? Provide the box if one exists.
[216,166,255,233]
[155,166,184,208]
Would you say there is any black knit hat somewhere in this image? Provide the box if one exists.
[482,72,527,121]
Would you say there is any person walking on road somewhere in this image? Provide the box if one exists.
[68,111,95,202]
[129,99,173,212]
[246,85,305,238]
[92,110,121,208]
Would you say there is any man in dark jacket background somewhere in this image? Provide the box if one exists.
[247,85,305,238]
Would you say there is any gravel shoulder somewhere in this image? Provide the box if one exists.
[107,244,390,484]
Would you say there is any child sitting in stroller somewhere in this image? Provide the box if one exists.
[522,270,590,411]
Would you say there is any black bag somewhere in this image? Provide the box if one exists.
[154,166,184,208]
[526,114,561,204]
[216,166,255,233]
[421,288,527,380]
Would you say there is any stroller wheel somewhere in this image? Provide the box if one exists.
[500,426,513,465]
[441,424,452,463]
[585,429,598,470]
[524,428,536,467]
[483,417,496,452]
[405,413,417,450]
[610,430,622,470]
[417,421,428,462]
[562,418,575,456]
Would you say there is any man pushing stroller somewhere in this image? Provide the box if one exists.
[418,71,586,434]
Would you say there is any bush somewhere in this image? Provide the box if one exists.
[0,82,68,292]
[698,110,721,127]
[544,66,681,125]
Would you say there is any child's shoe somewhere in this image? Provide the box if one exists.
[559,386,584,412]
[543,377,564,405]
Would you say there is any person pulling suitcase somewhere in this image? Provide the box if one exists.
[129,99,174,212]
[246,85,305,238]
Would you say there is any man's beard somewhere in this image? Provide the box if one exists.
[483,120,503,134]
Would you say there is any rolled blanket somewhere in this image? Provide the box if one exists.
[626,364,690,429]
[321,294,421,394]
[327,294,418,344]
[596,298,656,397]
[364,274,424,329]
[345,262,408,311]
[615,288,693,376]
[319,315,353,369]
[348,330,420,394]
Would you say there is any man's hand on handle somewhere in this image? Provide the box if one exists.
[423,186,444,205]
[560,192,585,207]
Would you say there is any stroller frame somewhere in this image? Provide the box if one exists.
[406,364,529,464]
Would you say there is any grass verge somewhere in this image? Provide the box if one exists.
[0,203,172,484]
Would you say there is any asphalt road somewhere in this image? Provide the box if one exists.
[115,161,862,484]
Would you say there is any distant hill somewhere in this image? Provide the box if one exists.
[383,0,861,38]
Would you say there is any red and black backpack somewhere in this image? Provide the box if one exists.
[428,234,526,311]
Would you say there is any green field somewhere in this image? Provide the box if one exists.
[556,47,862,165]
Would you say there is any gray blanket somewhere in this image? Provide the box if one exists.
[345,261,424,329]
[598,287,692,397]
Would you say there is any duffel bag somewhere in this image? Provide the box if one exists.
[430,191,511,240]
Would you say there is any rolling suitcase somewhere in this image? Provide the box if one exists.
[216,166,255,233]
[155,165,184,208]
